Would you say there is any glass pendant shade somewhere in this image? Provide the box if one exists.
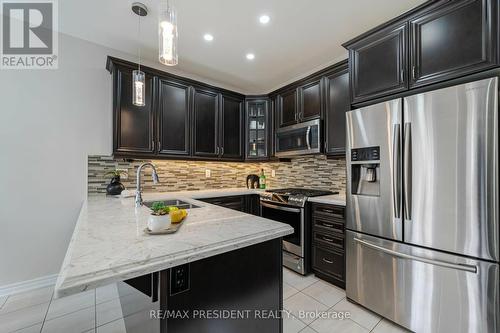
[159,2,178,66]
[132,69,146,106]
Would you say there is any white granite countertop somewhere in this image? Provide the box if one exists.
[307,194,346,206]
[55,189,292,298]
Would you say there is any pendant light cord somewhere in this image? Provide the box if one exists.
[138,8,141,72]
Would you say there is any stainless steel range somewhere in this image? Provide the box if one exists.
[260,188,336,274]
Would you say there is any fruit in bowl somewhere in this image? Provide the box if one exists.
[170,209,187,223]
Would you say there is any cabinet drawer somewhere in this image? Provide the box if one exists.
[314,231,344,250]
[313,246,344,281]
[200,196,245,212]
[312,204,345,219]
[313,216,344,235]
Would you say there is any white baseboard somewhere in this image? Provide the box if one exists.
[0,274,58,297]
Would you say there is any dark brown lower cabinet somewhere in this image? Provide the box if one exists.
[199,195,260,215]
[311,203,345,289]
[122,238,283,333]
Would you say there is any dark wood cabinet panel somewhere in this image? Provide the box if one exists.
[157,79,190,156]
[220,95,244,160]
[324,69,349,156]
[311,203,346,289]
[193,88,219,157]
[113,66,155,155]
[278,88,298,127]
[199,195,246,212]
[409,0,497,87]
[347,21,408,104]
[299,79,322,121]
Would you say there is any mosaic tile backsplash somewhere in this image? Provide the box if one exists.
[88,155,346,194]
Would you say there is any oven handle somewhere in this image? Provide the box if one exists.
[260,201,302,213]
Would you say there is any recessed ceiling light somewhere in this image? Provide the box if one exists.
[259,15,270,24]
[246,53,255,60]
[203,34,214,41]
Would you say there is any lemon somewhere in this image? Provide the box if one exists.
[167,206,179,212]
[170,209,187,223]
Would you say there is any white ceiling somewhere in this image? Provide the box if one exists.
[60,0,427,94]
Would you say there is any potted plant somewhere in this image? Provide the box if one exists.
[105,169,127,195]
[147,202,171,231]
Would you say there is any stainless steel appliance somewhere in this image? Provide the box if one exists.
[275,119,321,157]
[346,77,500,333]
[260,188,335,274]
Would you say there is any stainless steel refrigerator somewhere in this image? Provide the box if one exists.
[346,77,499,333]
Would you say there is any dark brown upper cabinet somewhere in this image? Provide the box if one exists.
[346,21,408,104]
[245,98,270,160]
[324,65,350,156]
[277,88,298,127]
[193,87,219,158]
[157,78,190,156]
[220,94,244,160]
[299,79,322,121]
[409,0,498,88]
[113,65,156,156]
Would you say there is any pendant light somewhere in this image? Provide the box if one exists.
[159,0,178,66]
[131,3,148,106]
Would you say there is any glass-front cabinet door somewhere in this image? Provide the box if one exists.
[245,99,269,160]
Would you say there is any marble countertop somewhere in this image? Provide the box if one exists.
[308,194,346,206]
[55,189,292,298]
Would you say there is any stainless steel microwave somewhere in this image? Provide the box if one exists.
[275,119,321,157]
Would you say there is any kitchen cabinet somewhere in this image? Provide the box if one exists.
[277,88,298,127]
[344,0,499,105]
[409,0,498,87]
[157,78,190,156]
[346,21,408,104]
[193,88,219,158]
[200,195,260,215]
[113,65,156,156]
[299,79,322,121]
[324,65,349,156]
[220,94,244,160]
[311,203,345,288]
[276,80,322,128]
[245,98,270,160]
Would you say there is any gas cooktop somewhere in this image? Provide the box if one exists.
[260,188,338,207]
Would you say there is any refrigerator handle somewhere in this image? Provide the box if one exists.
[353,237,477,273]
[392,124,401,218]
[404,123,412,221]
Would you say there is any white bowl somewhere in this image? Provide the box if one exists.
[147,214,171,232]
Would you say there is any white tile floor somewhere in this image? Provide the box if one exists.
[0,268,411,333]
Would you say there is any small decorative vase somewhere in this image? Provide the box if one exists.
[106,176,125,195]
[148,214,171,232]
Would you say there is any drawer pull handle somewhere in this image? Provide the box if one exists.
[321,223,334,228]
[321,236,334,242]
[322,258,334,264]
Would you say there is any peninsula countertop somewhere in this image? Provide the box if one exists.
[55,189,293,298]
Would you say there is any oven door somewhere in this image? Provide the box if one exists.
[260,200,304,257]
[275,119,320,157]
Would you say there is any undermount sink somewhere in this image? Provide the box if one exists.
[143,199,200,210]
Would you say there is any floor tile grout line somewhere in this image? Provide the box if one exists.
[94,290,97,332]
[38,290,54,333]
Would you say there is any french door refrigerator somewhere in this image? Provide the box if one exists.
[346,77,499,333]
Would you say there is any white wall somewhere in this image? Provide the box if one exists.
[0,34,202,287]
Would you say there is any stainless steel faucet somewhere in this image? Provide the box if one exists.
[135,162,159,207]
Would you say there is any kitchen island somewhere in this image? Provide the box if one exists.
[55,190,293,332]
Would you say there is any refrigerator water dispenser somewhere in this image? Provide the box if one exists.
[351,147,380,196]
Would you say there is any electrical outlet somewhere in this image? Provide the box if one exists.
[117,169,129,180]
[271,169,276,177]
[170,264,190,295]
[205,169,211,178]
